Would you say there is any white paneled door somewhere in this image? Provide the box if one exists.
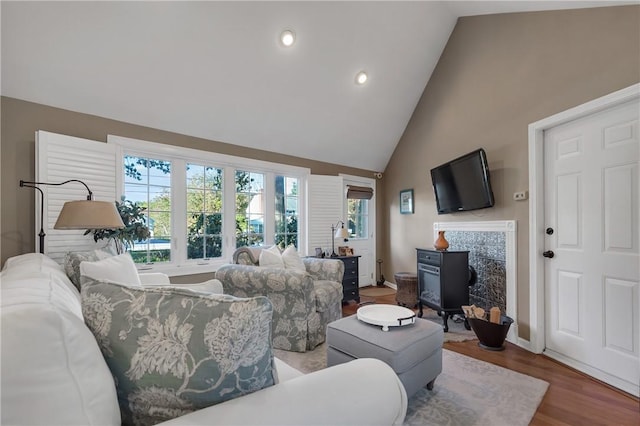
[543,99,639,396]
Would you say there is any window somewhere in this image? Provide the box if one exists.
[275,176,299,247]
[186,164,223,259]
[235,170,265,247]
[108,136,309,275]
[124,155,172,263]
[347,198,368,239]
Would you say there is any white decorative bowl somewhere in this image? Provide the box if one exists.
[357,304,416,331]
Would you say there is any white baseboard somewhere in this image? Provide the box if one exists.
[361,281,395,289]
[516,337,534,352]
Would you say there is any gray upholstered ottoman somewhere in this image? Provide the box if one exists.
[326,314,443,398]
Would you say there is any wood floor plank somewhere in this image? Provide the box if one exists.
[343,289,640,425]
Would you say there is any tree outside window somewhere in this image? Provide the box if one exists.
[186,164,223,259]
[124,155,172,263]
[235,170,265,247]
[275,176,299,247]
[347,198,368,239]
[124,155,304,261]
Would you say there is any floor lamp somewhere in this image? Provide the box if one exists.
[20,179,125,254]
[331,221,350,257]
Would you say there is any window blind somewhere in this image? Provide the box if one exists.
[306,175,344,256]
[346,185,374,199]
[36,131,118,264]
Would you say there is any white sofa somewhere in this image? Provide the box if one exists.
[1,253,408,426]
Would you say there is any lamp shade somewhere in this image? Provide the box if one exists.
[334,225,349,239]
[54,200,125,229]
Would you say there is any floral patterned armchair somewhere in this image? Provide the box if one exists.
[215,247,344,352]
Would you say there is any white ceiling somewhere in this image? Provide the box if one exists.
[2,1,634,171]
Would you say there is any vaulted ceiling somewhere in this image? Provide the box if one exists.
[2,1,633,171]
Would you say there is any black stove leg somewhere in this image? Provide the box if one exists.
[442,312,450,332]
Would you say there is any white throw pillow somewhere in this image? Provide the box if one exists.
[80,253,142,287]
[282,245,306,272]
[259,245,285,268]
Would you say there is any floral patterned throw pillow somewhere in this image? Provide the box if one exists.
[64,246,117,290]
[81,279,276,426]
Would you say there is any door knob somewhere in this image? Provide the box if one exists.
[546,227,554,235]
[543,250,555,258]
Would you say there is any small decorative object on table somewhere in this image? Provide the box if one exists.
[338,246,349,256]
[434,230,449,251]
[357,304,416,331]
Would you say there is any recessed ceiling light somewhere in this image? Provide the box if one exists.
[355,71,368,85]
[280,30,295,47]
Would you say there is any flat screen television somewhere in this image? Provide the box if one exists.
[430,148,495,214]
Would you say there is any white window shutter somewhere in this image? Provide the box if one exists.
[36,131,118,264]
[306,175,344,255]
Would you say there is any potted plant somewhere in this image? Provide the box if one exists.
[85,196,151,254]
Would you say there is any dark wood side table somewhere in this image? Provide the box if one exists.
[334,255,360,303]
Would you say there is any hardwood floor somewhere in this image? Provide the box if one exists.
[344,290,640,425]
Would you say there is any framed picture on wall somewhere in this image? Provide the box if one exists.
[400,189,414,214]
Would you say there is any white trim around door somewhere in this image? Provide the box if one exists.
[527,83,640,354]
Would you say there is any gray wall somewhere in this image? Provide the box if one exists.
[383,5,639,340]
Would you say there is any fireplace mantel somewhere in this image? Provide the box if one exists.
[433,221,517,344]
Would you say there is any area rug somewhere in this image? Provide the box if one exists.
[420,308,477,343]
[359,285,397,297]
[274,343,549,426]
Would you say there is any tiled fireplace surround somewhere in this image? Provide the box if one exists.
[433,221,517,341]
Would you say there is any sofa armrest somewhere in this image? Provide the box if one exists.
[303,258,345,283]
[157,358,408,426]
